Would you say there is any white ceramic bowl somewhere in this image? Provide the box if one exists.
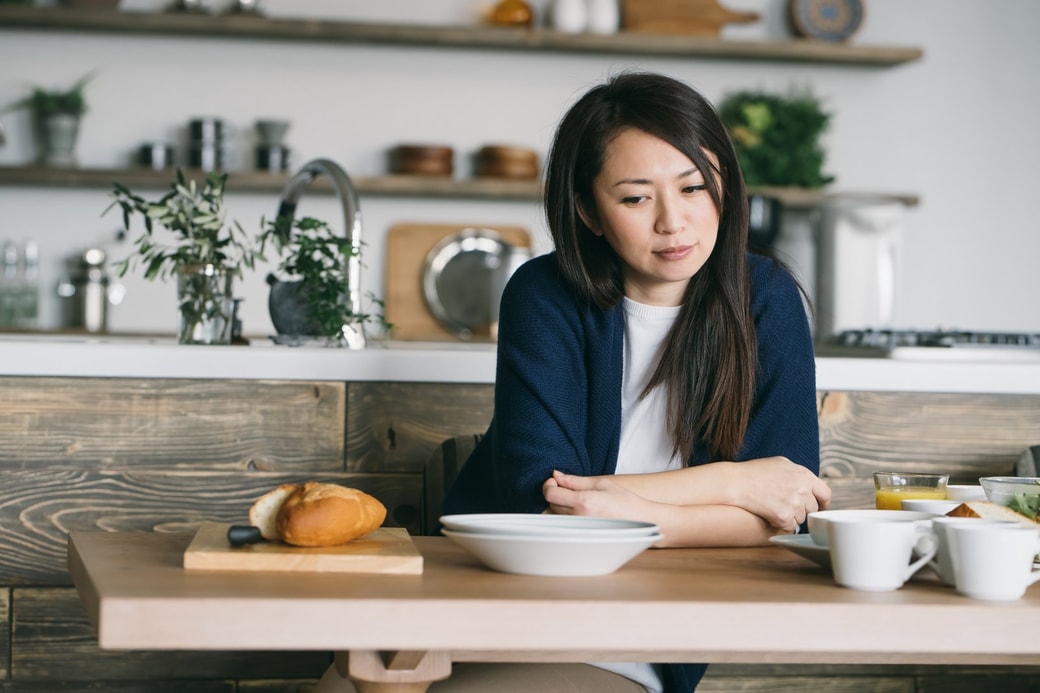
[439,513,660,538]
[945,484,987,502]
[900,498,961,515]
[441,528,661,576]
[807,509,934,547]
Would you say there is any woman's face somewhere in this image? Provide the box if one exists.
[583,127,720,307]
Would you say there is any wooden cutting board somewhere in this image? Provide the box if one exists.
[621,0,759,36]
[385,222,531,341]
[182,523,423,574]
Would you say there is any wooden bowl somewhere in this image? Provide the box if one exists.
[389,144,454,177]
[474,145,539,180]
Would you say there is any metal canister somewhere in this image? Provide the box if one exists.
[57,248,110,332]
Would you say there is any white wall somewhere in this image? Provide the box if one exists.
[1,0,1038,337]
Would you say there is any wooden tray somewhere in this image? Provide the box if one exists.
[182,523,423,574]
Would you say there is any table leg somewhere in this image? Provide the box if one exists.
[336,649,452,693]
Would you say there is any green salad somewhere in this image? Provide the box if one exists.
[1006,480,1040,519]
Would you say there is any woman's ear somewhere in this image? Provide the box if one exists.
[576,196,602,237]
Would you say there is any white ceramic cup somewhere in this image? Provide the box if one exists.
[929,517,1019,586]
[944,522,1040,600]
[808,509,933,547]
[826,516,937,591]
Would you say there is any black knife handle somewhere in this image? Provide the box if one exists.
[227,525,264,547]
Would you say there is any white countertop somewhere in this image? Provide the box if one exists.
[1,335,1039,394]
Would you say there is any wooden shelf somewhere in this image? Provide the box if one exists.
[0,6,923,66]
[0,165,919,208]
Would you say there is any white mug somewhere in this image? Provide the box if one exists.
[945,522,1040,600]
[929,517,1019,586]
[826,516,937,591]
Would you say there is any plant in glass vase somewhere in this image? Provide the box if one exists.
[263,215,389,347]
[106,169,265,344]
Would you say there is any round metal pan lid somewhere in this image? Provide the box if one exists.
[422,227,510,339]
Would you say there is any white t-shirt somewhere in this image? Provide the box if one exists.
[617,297,683,476]
[591,298,682,693]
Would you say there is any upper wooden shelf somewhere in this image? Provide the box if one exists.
[0,6,923,66]
[0,165,920,209]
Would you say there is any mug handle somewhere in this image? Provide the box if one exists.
[907,530,938,581]
[1028,538,1040,589]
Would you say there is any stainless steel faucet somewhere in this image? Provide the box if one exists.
[276,158,365,349]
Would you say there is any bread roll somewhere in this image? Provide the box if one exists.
[945,500,1040,527]
[248,483,298,541]
[249,482,387,547]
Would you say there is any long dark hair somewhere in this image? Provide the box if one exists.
[544,71,756,461]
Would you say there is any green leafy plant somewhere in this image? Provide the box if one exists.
[719,87,835,189]
[105,169,266,344]
[4,72,93,118]
[107,169,264,281]
[264,215,390,344]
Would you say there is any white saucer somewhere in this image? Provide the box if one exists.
[770,534,830,569]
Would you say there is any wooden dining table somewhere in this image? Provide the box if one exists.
[67,530,1040,692]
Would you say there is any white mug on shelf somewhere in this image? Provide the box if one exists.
[945,522,1040,600]
[550,0,588,33]
[826,516,937,591]
[586,0,620,34]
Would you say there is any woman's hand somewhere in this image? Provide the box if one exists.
[542,470,653,520]
[725,456,831,532]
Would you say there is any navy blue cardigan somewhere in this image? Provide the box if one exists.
[443,251,820,692]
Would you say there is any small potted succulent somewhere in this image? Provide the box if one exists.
[3,72,93,166]
[263,215,389,347]
[106,169,266,344]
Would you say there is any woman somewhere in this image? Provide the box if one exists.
[440,71,831,692]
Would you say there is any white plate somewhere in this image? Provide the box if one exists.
[442,528,661,576]
[770,534,831,569]
[439,513,660,538]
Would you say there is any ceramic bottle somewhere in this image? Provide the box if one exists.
[550,0,588,33]
[586,0,620,34]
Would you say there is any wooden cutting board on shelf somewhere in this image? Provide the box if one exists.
[385,222,531,342]
[182,523,423,574]
[621,0,759,36]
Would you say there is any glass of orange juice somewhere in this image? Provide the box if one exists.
[873,472,949,510]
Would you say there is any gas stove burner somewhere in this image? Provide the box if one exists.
[820,328,1040,362]
[836,329,1040,350]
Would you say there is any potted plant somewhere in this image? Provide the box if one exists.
[263,215,389,347]
[718,87,835,189]
[3,72,93,166]
[106,169,265,344]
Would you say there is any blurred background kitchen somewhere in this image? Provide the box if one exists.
[0,0,1037,345]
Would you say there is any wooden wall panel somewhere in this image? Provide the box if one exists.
[11,588,329,682]
[0,469,421,585]
[346,382,493,473]
[0,589,8,680]
[0,683,233,692]
[0,377,345,472]
[818,391,1040,483]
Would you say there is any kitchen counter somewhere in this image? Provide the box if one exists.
[1,334,1039,393]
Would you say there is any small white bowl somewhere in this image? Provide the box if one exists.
[807,509,934,547]
[900,498,961,515]
[441,528,660,576]
[946,485,987,501]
